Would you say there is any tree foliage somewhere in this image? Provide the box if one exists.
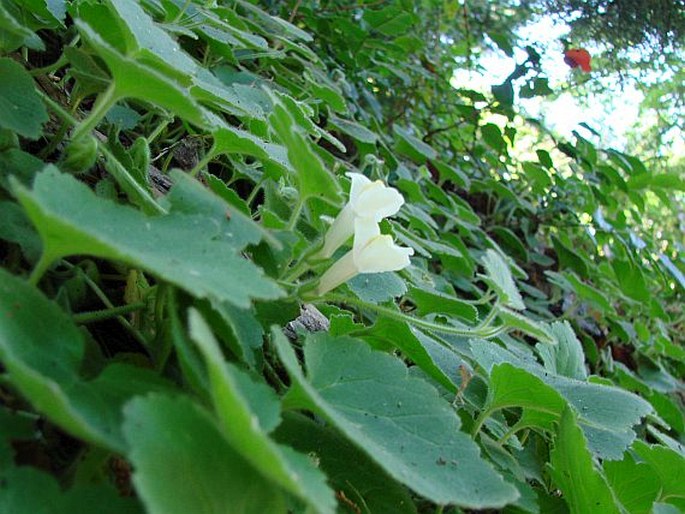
[538,0,685,53]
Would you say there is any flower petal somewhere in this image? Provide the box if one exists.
[315,249,358,295]
[352,217,381,254]
[355,184,405,221]
[319,203,355,258]
[346,172,405,222]
[354,233,414,273]
[346,172,373,204]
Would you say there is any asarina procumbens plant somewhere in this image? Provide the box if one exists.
[0,1,682,513]
[314,173,413,295]
[317,172,406,259]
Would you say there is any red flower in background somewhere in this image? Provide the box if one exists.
[564,48,592,72]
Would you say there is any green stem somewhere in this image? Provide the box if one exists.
[246,178,265,207]
[100,144,166,215]
[29,54,68,76]
[286,196,305,231]
[172,0,192,22]
[28,253,57,286]
[153,284,173,372]
[72,302,146,324]
[63,262,150,350]
[280,242,326,283]
[39,119,71,159]
[498,425,519,446]
[321,293,507,339]
[463,290,495,304]
[39,91,79,126]
[147,117,172,144]
[189,150,214,177]
[476,301,500,330]
[471,407,494,436]
[282,259,311,283]
[71,83,118,141]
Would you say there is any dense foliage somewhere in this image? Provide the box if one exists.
[537,0,685,52]
[0,1,683,513]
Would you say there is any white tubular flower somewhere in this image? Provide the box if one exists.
[318,172,405,259]
[316,219,414,296]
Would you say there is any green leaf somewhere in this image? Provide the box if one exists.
[0,467,137,514]
[76,21,211,128]
[363,5,417,36]
[498,308,555,344]
[487,30,514,56]
[14,167,282,308]
[551,235,590,278]
[393,125,437,162]
[483,363,566,434]
[537,321,587,380]
[234,0,312,42]
[555,271,615,314]
[659,254,685,291]
[0,5,44,52]
[0,466,60,514]
[628,171,685,192]
[0,410,33,470]
[305,71,347,113]
[431,159,470,188]
[347,271,407,303]
[205,301,264,369]
[122,394,286,514]
[105,104,142,130]
[632,441,685,504]
[520,78,553,98]
[653,503,683,514]
[273,329,519,509]
[165,170,272,251]
[0,200,41,261]
[99,145,160,215]
[603,453,660,514]
[275,412,418,514]
[364,317,458,392]
[188,309,336,514]
[471,340,652,459]
[491,226,529,261]
[211,123,290,173]
[0,58,48,139]
[481,123,506,153]
[522,162,553,193]
[64,46,111,96]
[492,81,514,107]
[104,0,197,77]
[407,286,478,323]
[328,116,378,144]
[612,259,650,302]
[269,97,341,204]
[481,249,525,310]
[0,268,170,451]
[549,407,621,514]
